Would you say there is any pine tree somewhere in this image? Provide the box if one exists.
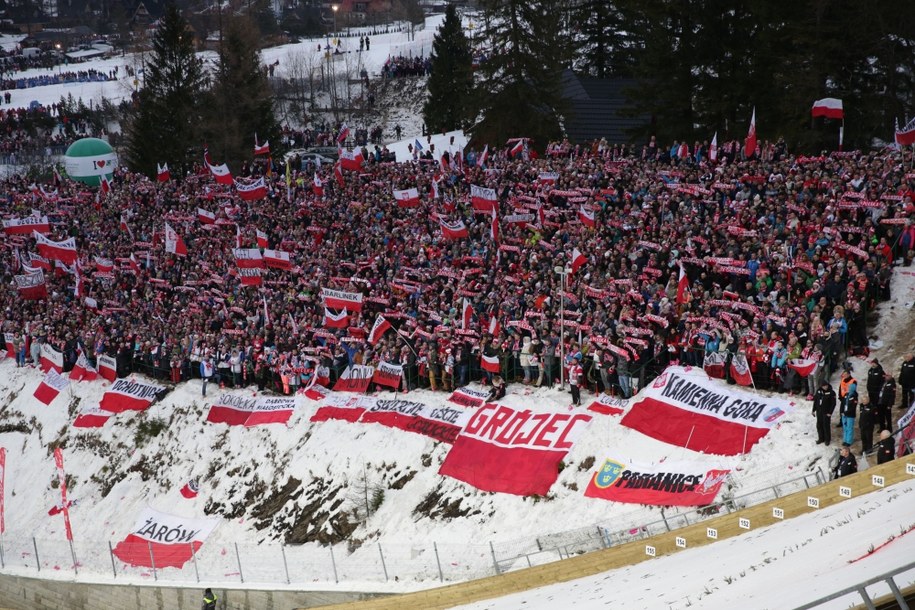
[473,0,570,147]
[573,0,633,78]
[125,4,207,178]
[202,15,280,169]
[422,4,474,134]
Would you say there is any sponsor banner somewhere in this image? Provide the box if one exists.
[586,394,628,416]
[2,215,50,234]
[439,404,592,495]
[39,344,63,373]
[447,386,490,408]
[112,506,219,569]
[371,361,403,389]
[98,354,117,382]
[72,405,112,428]
[310,393,368,422]
[34,369,69,405]
[99,379,166,413]
[321,287,364,312]
[584,458,731,506]
[620,366,790,455]
[333,365,374,393]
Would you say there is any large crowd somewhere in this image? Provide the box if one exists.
[1,67,117,91]
[2,137,914,425]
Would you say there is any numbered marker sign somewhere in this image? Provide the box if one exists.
[675,537,686,548]
[807,496,820,509]
[739,518,751,530]
[645,545,656,557]
[906,463,915,476]
[707,528,718,539]
[872,475,885,488]
[839,486,852,498]
[772,507,784,520]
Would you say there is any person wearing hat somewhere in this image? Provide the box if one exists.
[838,369,858,446]
[875,430,895,464]
[866,359,884,404]
[812,379,836,445]
[202,587,217,610]
[569,354,584,407]
[487,375,506,402]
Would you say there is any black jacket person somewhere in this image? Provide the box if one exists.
[812,381,836,445]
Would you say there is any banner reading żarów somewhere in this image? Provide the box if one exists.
[584,458,731,507]
[333,364,374,393]
[447,386,490,408]
[620,366,790,455]
[112,506,219,569]
[439,404,592,495]
[371,361,402,389]
[99,379,166,413]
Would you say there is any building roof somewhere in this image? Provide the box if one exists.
[560,70,648,144]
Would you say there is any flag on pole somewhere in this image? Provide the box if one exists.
[368,315,392,345]
[895,117,915,147]
[156,163,170,182]
[709,132,718,162]
[811,98,844,119]
[676,263,691,304]
[462,298,472,330]
[744,107,757,158]
[570,248,587,274]
[262,292,270,326]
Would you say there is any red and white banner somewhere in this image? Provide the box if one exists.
[156,163,170,182]
[34,232,77,265]
[3,215,49,235]
[180,480,199,499]
[745,107,757,157]
[233,248,264,269]
[571,248,587,274]
[310,393,368,423]
[470,184,497,213]
[439,404,592,495]
[368,314,392,345]
[324,307,350,329]
[263,249,291,270]
[207,162,233,185]
[339,148,364,171]
[358,398,472,444]
[94,256,114,273]
[584,458,730,507]
[3,333,13,359]
[371,361,403,388]
[53,448,74,541]
[34,369,69,405]
[254,139,270,156]
[73,404,112,428]
[321,287,363,312]
[245,396,296,426]
[197,208,216,224]
[99,379,166,413]
[235,177,267,201]
[29,252,51,270]
[112,506,219,569]
[256,229,268,248]
[39,344,63,373]
[620,366,790,455]
[447,386,490,408]
[703,351,726,379]
[587,394,628,416]
[333,365,375,393]
[729,353,753,386]
[15,270,48,300]
[578,205,596,228]
[788,358,818,378]
[896,117,915,147]
[98,354,117,382]
[236,267,262,286]
[206,394,256,426]
[811,98,844,120]
[439,218,469,239]
[70,352,98,382]
[393,187,420,208]
[164,222,187,257]
[481,353,501,373]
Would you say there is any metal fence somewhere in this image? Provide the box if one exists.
[0,468,827,587]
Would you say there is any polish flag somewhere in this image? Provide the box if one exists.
[336,122,350,144]
[788,358,818,378]
[334,161,344,186]
[462,298,473,330]
[703,351,726,379]
[477,144,489,167]
[73,405,111,428]
[29,252,51,270]
[97,354,117,382]
[256,229,268,249]
[99,379,166,413]
[237,267,263,286]
[99,174,112,196]
[744,107,757,158]
[112,507,219,569]
[33,232,77,265]
[339,148,364,171]
[70,352,98,382]
[34,369,69,405]
[440,218,469,239]
[676,263,691,304]
[179,480,199,499]
[207,161,233,185]
[197,208,216,224]
[470,184,497,213]
[729,354,754,387]
[481,353,501,374]
[119,214,131,235]
[235,177,267,201]
[578,205,596,228]
[487,313,501,337]
[324,307,350,329]
[253,136,270,156]
[129,253,141,273]
[709,132,718,162]
[263,249,291,270]
[509,139,524,157]
[39,344,63,373]
[368,315,392,346]
[164,223,187,256]
[4,332,14,358]
[94,256,114,273]
[156,163,170,182]
[490,208,499,244]
[811,98,844,120]
[570,248,587,274]
[313,174,324,197]
[393,187,420,208]
[233,248,264,269]
[895,117,915,147]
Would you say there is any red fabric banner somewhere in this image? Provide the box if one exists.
[112,507,219,568]
[97,354,117,382]
[99,379,165,413]
[447,386,490,408]
[333,365,374,393]
[584,458,730,506]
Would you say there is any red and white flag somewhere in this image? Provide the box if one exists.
[509,139,524,157]
[235,177,267,201]
[393,187,420,208]
[744,107,757,158]
[336,122,350,144]
[237,267,263,286]
[470,184,497,213]
[39,343,63,373]
[703,351,726,379]
[197,208,216,224]
[570,247,587,274]
[70,352,98,382]
[4,333,14,359]
[895,117,915,147]
[788,358,818,378]
[481,353,500,373]
[263,249,291,270]
[368,315,392,346]
[53,448,74,541]
[206,157,233,185]
[321,287,364,312]
[164,223,187,257]
[112,506,219,569]
[334,161,344,186]
[477,144,489,167]
[487,312,501,337]
[34,369,69,405]
[33,232,77,265]
[676,263,691,304]
[99,379,165,413]
[312,173,324,197]
[179,480,199,499]
[490,208,499,244]
[371,361,403,389]
[462,298,472,330]
[73,404,111,428]
[578,205,596,228]
[253,136,270,156]
[97,354,117,382]
[28,252,50,270]
[94,256,114,273]
[440,218,469,239]
[324,307,350,329]
[207,394,257,425]
[811,98,844,119]
[15,270,48,300]
[256,229,268,248]
[709,131,718,162]
[729,353,754,387]
[2,216,49,235]
[233,248,264,269]
[538,172,558,184]
[156,163,170,182]
[339,148,364,171]
[99,175,112,196]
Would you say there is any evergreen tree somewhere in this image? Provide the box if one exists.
[473,0,570,147]
[573,0,633,78]
[125,4,207,178]
[423,4,474,134]
[202,15,281,169]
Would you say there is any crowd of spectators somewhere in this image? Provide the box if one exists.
[0,102,111,161]
[1,138,914,418]
[1,67,116,91]
[380,55,431,79]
